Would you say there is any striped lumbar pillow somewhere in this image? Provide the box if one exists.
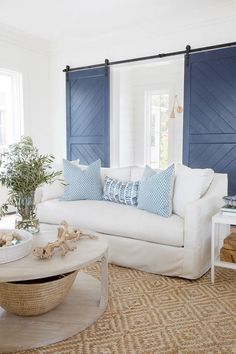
[103,176,139,206]
[137,164,175,217]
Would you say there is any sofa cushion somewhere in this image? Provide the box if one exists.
[103,176,139,206]
[41,160,79,202]
[130,166,162,181]
[130,166,145,181]
[173,164,214,218]
[37,199,184,247]
[63,159,102,201]
[39,164,131,202]
[74,165,131,187]
[138,164,175,217]
[100,167,131,186]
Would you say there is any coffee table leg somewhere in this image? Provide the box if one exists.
[99,251,108,308]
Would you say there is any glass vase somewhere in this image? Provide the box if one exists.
[15,192,40,234]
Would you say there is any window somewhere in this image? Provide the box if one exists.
[145,91,169,169]
[0,68,23,158]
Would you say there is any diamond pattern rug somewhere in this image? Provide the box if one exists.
[17,264,236,354]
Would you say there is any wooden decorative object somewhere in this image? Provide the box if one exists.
[223,233,236,249]
[220,233,236,263]
[33,238,76,259]
[33,220,97,259]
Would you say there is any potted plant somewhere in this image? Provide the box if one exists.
[0,137,61,233]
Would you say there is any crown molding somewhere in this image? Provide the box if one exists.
[51,13,236,54]
[0,22,50,55]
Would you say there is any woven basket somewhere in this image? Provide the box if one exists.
[0,270,78,316]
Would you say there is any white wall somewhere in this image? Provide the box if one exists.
[49,16,236,163]
[0,25,51,154]
[0,25,52,207]
[1,8,235,163]
[111,67,134,167]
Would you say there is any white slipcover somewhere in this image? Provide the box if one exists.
[37,200,184,247]
[37,165,228,279]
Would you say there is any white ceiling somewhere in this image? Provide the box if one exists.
[0,0,235,42]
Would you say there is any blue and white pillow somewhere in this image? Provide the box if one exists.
[137,164,175,217]
[63,159,102,201]
[103,176,139,206]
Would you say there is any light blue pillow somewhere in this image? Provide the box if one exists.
[103,176,140,206]
[63,159,102,201]
[137,164,175,217]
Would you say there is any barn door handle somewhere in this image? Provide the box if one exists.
[105,59,109,75]
[185,45,191,66]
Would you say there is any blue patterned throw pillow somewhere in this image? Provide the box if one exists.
[137,164,175,217]
[103,176,139,206]
[63,159,102,201]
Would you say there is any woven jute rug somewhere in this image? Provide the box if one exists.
[16,264,236,354]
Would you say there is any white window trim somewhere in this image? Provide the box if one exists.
[144,89,169,168]
[0,68,24,146]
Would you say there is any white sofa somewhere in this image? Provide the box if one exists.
[36,165,228,279]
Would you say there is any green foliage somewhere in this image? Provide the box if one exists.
[0,137,61,218]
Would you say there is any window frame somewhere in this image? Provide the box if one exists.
[0,68,24,151]
[144,89,169,169]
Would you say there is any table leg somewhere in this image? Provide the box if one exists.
[99,251,108,308]
[211,221,215,285]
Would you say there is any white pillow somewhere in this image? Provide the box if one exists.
[130,166,161,181]
[41,160,80,202]
[100,167,130,186]
[173,164,214,218]
[130,166,145,181]
[77,165,131,187]
[41,180,64,202]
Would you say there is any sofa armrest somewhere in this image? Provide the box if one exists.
[183,193,230,278]
[184,194,220,249]
[184,172,228,249]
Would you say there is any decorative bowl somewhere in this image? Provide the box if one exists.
[223,195,236,207]
[0,229,33,264]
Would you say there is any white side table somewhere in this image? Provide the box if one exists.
[211,212,236,284]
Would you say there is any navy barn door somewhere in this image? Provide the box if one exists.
[183,46,236,195]
[66,67,110,167]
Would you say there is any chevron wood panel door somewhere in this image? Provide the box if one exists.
[183,46,236,194]
[66,67,110,167]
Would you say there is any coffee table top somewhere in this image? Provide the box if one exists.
[0,230,108,282]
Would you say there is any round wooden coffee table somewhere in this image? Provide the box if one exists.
[0,229,108,353]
